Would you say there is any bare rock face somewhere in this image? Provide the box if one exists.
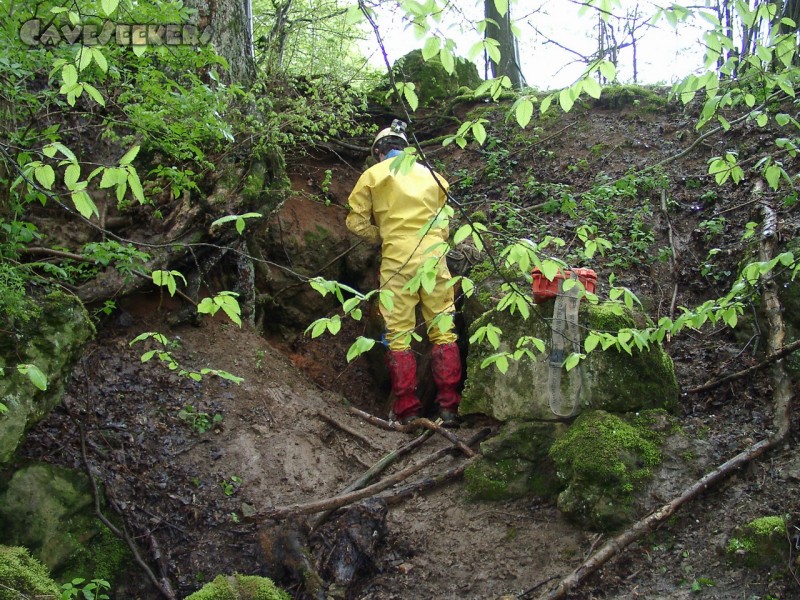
[0,291,94,464]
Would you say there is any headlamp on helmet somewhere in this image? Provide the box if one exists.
[371,119,408,160]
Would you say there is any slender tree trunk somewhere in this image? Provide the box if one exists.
[484,0,525,88]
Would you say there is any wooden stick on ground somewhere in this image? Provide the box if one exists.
[310,429,434,531]
[379,427,492,506]
[316,411,382,451]
[348,406,476,457]
[538,188,794,600]
[72,412,177,600]
[685,336,800,394]
[259,428,490,521]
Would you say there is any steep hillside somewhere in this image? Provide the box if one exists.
[17,87,800,600]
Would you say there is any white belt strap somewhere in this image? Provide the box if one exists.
[548,273,584,417]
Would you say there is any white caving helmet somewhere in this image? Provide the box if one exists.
[371,119,408,160]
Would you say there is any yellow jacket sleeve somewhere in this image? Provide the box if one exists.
[346,173,380,245]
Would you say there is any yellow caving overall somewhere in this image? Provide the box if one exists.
[346,156,457,352]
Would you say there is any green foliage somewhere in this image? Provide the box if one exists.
[0,262,38,327]
[220,475,242,497]
[130,332,244,384]
[178,406,224,434]
[60,577,111,600]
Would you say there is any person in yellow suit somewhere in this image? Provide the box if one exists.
[346,120,462,427]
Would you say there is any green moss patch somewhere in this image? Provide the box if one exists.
[549,410,665,531]
[185,574,290,600]
[727,515,789,569]
[0,545,61,600]
[465,421,564,501]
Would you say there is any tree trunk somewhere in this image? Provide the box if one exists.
[186,0,255,84]
[484,0,525,88]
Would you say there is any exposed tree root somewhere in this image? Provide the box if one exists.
[538,191,794,600]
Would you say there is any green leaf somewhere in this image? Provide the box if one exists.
[422,36,440,61]
[515,99,534,128]
[78,48,92,71]
[152,270,177,296]
[583,76,602,99]
[403,86,419,111]
[564,353,583,371]
[559,88,575,112]
[461,277,474,297]
[35,165,55,189]
[44,142,76,162]
[71,189,98,219]
[83,83,105,106]
[761,164,779,190]
[101,0,118,16]
[217,295,242,326]
[346,336,376,362]
[493,0,508,17]
[439,48,455,74]
[18,364,47,391]
[540,260,560,281]
[472,122,487,145]
[62,64,78,86]
[485,39,501,64]
[598,60,616,81]
[127,167,145,203]
[327,314,342,335]
[540,95,553,115]
[64,163,80,189]
[119,145,140,166]
[775,113,791,126]
[584,333,600,353]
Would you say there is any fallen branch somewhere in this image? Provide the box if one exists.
[659,189,679,320]
[258,428,490,521]
[379,428,492,506]
[73,413,177,600]
[310,429,434,531]
[539,187,794,600]
[316,411,381,451]
[348,406,475,457]
[685,336,800,394]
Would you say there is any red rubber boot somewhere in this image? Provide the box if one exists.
[431,342,462,427]
[386,350,422,424]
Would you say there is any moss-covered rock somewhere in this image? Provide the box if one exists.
[548,410,665,531]
[0,291,95,464]
[0,463,128,581]
[461,300,678,421]
[465,421,565,501]
[590,84,669,112]
[0,545,61,600]
[727,515,789,569]
[185,574,290,600]
[375,49,482,106]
